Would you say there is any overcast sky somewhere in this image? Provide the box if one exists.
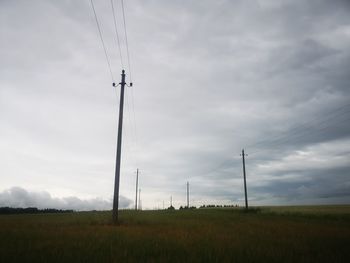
[1,0,349,210]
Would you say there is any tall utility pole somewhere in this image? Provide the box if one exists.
[187,181,189,208]
[112,69,132,223]
[135,168,139,210]
[240,149,248,209]
[170,195,172,207]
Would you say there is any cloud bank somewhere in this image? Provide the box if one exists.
[0,187,132,211]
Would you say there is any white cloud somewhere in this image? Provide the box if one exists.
[0,187,132,211]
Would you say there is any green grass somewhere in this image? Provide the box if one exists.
[0,206,349,262]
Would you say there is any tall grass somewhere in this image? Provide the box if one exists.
[0,206,349,262]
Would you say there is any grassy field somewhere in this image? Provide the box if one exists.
[0,206,349,262]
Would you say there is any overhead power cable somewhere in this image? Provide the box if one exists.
[90,0,115,82]
[110,0,124,69]
[121,0,132,81]
[247,103,350,154]
[120,0,138,165]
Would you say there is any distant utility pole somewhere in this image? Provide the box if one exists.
[135,168,139,210]
[112,69,132,223]
[187,181,190,208]
[170,195,173,207]
[240,149,248,209]
[138,189,141,210]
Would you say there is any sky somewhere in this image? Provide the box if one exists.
[1,0,350,210]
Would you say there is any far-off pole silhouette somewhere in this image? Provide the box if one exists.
[135,168,139,210]
[187,181,190,208]
[240,149,248,209]
[138,189,141,210]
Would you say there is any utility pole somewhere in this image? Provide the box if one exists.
[112,69,132,223]
[170,195,172,208]
[138,188,141,210]
[240,149,248,209]
[187,181,189,208]
[135,168,139,210]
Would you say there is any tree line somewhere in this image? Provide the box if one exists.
[0,207,74,214]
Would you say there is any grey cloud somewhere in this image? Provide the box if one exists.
[0,187,132,211]
[250,167,350,203]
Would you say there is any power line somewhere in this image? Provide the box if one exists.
[90,0,115,82]
[123,87,138,166]
[89,1,137,216]
[186,158,238,181]
[120,0,132,82]
[249,124,350,155]
[114,0,138,168]
[110,0,124,69]
[247,103,350,154]
[114,86,136,169]
[201,159,235,176]
[125,87,136,145]
[190,104,350,180]
[129,89,138,163]
[186,181,190,208]
[135,168,139,210]
[120,0,138,152]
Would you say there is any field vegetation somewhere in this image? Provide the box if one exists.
[0,205,349,262]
